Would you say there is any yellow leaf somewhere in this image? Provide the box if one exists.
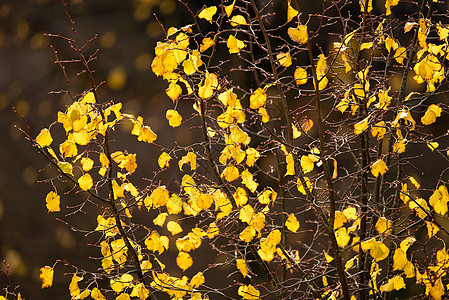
[178,152,197,171]
[427,141,439,151]
[229,124,249,144]
[300,155,314,174]
[288,24,308,44]
[296,176,312,195]
[371,121,387,140]
[371,159,388,177]
[227,35,246,54]
[287,0,298,22]
[385,0,400,16]
[379,275,405,292]
[404,22,417,33]
[225,0,236,17]
[230,15,247,26]
[257,188,277,205]
[130,283,149,300]
[40,266,54,288]
[78,173,93,191]
[426,221,440,238]
[277,51,292,67]
[91,287,106,300]
[324,250,334,263]
[234,187,248,207]
[45,191,61,212]
[177,251,193,271]
[370,241,390,262]
[236,259,248,277]
[359,0,373,12]
[239,226,256,242]
[395,47,407,64]
[149,186,170,208]
[69,274,82,297]
[385,37,399,53]
[421,104,442,125]
[200,37,215,52]
[158,152,171,169]
[259,107,269,123]
[246,148,260,167]
[153,212,168,227]
[335,227,350,248]
[166,109,182,127]
[430,278,444,300]
[375,87,392,110]
[167,221,183,235]
[360,42,373,51]
[285,153,295,176]
[80,157,93,172]
[393,248,408,271]
[285,213,300,232]
[207,222,219,239]
[354,116,370,135]
[59,140,77,158]
[198,6,217,23]
[221,165,239,181]
[116,293,130,300]
[58,161,73,176]
[294,67,307,85]
[343,206,358,220]
[239,204,254,223]
[36,128,53,147]
[429,185,449,215]
[198,71,219,98]
[167,194,182,214]
[314,54,328,90]
[375,217,392,234]
[248,87,267,110]
[165,82,182,101]
[238,284,260,300]
[190,272,205,288]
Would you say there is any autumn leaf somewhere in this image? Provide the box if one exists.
[238,284,260,300]
[429,185,449,216]
[230,15,247,26]
[287,0,298,22]
[288,24,308,44]
[285,213,300,232]
[285,153,295,176]
[294,67,308,85]
[200,37,215,52]
[227,35,246,54]
[36,128,53,147]
[177,251,193,271]
[371,159,388,177]
[354,116,370,135]
[158,152,171,169]
[421,104,442,125]
[249,88,267,109]
[40,266,54,288]
[166,109,182,127]
[190,272,205,288]
[167,221,183,235]
[78,173,93,191]
[198,6,217,23]
[277,51,292,67]
[45,191,60,212]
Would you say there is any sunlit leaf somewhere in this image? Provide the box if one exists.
[371,159,388,177]
[288,24,308,44]
[36,128,53,147]
[166,109,182,127]
[40,266,54,288]
[177,251,193,271]
[78,173,93,191]
[230,15,247,26]
[285,213,300,232]
[294,67,308,85]
[227,35,246,54]
[198,6,217,23]
[379,275,405,292]
[238,284,260,300]
[45,191,60,212]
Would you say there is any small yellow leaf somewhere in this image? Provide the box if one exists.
[250,88,267,109]
[225,0,236,17]
[227,35,246,54]
[230,15,247,26]
[167,221,183,235]
[36,128,53,147]
[427,141,439,151]
[370,241,390,262]
[166,109,182,127]
[153,212,168,227]
[288,24,308,44]
[324,250,334,263]
[259,107,269,123]
[393,248,408,271]
[198,71,219,99]
[421,104,442,125]
[158,152,171,169]
[335,227,350,248]
[200,37,215,52]
[91,287,106,300]
[198,6,217,23]
[81,157,94,172]
[426,221,440,238]
[285,213,300,232]
[165,82,182,101]
[78,173,93,191]
[429,185,449,216]
[371,159,388,177]
[294,67,307,85]
[177,251,193,271]
[354,116,370,135]
[239,204,254,223]
[238,284,260,300]
[300,155,314,174]
[236,259,248,277]
[296,176,312,195]
[190,272,205,288]
[178,152,197,171]
[375,217,392,234]
[277,51,292,67]
[59,140,77,158]
[380,275,405,292]
[221,165,239,181]
[130,283,150,300]
[385,0,400,16]
[40,266,54,288]
[285,153,295,176]
[58,161,73,176]
[287,0,298,22]
[395,47,407,64]
[45,191,61,212]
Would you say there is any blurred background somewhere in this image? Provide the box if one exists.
[0,0,197,298]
